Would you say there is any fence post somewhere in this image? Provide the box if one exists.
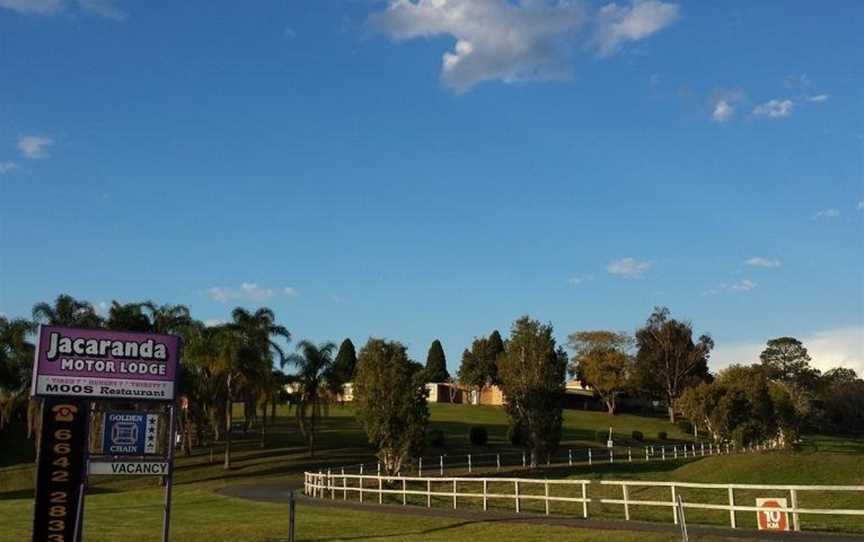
[568,449,573,466]
[628,448,632,463]
[329,470,335,499]
[581,482,588,519]
[342,468,347,500]
[522,451,526,468]
[359,465,364,503]
[483,479,488,511]
[662,447,666,461]
[728,487,736,528]
[514,481,520,513]
[378,475,383,504]
[419,457,423,477]
[426,479,431,508]
[645,447,649,462]
[318,470,322,499]
[452,480,457,509]
[544,480,550,515]
[496,454,501,472]
[402,478,407,505]
[674,445,678,460]
[701,443,704,457]
[440,455,444,476]
[588,448,592,466]
[677,495,689,542]
[288,489,296,542]
[623,485,630,521]
[609,448,613,464]
[790,489,800,531]
[468,454,472,473]
[671,485,678,524]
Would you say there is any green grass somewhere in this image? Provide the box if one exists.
[1,403,861,541]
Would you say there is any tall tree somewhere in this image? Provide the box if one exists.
[567,331,636,415]
[497,316,567,467]
[283,341,336,456]
[635,307,713,422]
[332,338,357,382]
[457,330,504,391]
[423,339,449,382]
[354,338,428,474]
[32,294,102,328]
[759,337,820,443]
[106,301,154,332]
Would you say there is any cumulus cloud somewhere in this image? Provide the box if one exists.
[712,100,734,123]
[592,0,680,56]
[607,257,651,279]
[745,257,781,268]
[0,0,124,18]
[812,208,840,220]
[0,162,17,174]
[18,136,53,159]
[204,319,226,327]
[711,325,864,376]
[752,99,794,119]
[369,0,678,92]
[208,282,297,304]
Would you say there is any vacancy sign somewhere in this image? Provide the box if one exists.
[89,461,169,476]
[32,325,180,401]
[756,498,790,531]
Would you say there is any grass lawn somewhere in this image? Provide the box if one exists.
[1,403,861,541]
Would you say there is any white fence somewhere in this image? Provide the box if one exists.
[304,471,864,533]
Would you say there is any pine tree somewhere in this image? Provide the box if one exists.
[424,339,449,382]
[333,338,358,382]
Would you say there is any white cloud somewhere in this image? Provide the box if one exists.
[369,0,678,93]
[857,200,863,210]
[567,274,594,286]
[745,257,781,268]
[592,0,680,57]
[812,208,840,220]
[703,279,757,295]
[607,257,651,279]
[204,319,226,327]
[712,100,734,123]
[0,162,17,174]
[808,94,829,103]
[752,99,794,119]
[0,0,124,18]
[18,135,53,159]
[711,325,864,376]
[728,279,756,292]
[207,282,296,304]
[94,301,109,315]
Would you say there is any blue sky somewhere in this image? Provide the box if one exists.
[1,0,862,376]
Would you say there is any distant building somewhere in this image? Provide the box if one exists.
[425,382,463,403]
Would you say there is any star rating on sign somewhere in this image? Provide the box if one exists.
[144,414,159,454]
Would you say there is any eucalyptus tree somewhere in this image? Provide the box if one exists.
[32,294,102,328]
[283,340,336,457]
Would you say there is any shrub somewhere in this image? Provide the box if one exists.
[631,430,644,442]
[507,424,526,447]
[469,426,488,446]
[657,431,668,441]
[676,419,693,434]
[429,429,445,448]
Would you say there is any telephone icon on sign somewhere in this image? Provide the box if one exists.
[52,404,78,422]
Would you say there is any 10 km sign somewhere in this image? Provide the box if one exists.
[756,498,790,531]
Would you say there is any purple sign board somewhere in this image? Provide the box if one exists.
[31,325,180,401]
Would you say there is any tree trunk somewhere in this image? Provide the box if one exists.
[668,405,676,423]
[606,400,616,415]
[224,374,233,470]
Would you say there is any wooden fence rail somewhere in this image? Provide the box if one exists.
[304,471,864,533]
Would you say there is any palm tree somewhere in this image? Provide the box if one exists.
[105,301,153,332]
[284,340,336,457]
[144,302,193,335]
[0,317,36,432]
[32,294,102,327]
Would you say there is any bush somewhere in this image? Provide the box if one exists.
[657,431,668,441]
[429,429,445,448]
[595,430,608,443]
[507,424,526,447]
[676,419,693,434]
[631,430,644,442]
[469,426,488,446]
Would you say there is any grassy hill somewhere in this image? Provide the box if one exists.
[1,403,860,541]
